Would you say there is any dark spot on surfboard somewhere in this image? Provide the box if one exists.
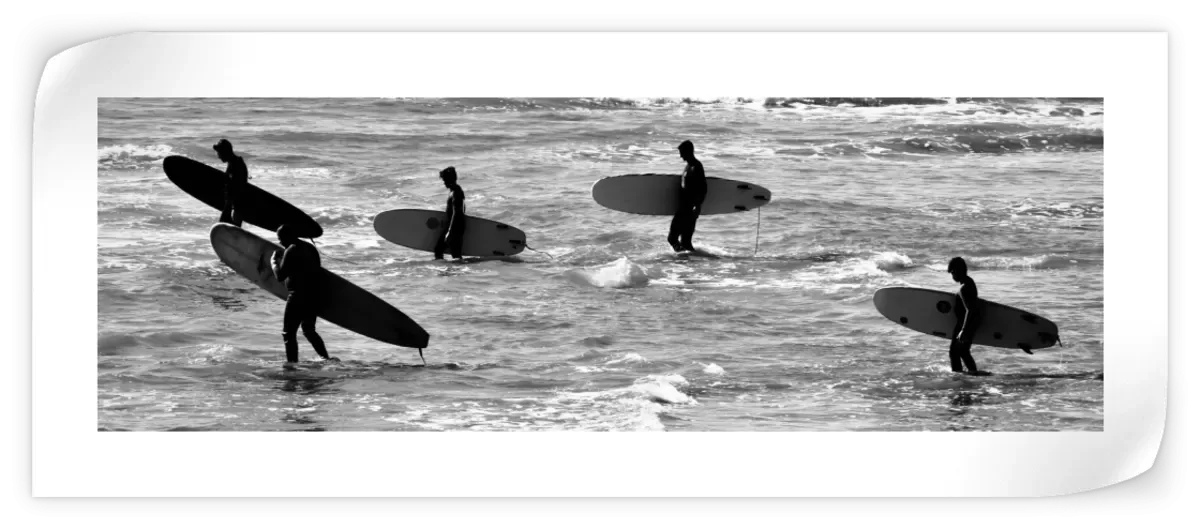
[734,205,747,211]
[1038,332,1057,344]
[737,184,751,190]
[936,300,952,314]
[1021,313,1039,324]
[933,331,947,337]
[425,217,440,229]
[493,251,504,256]
[993,332,1003,340]
[899,316,908,324]
[496,224,510,230]
[509,239,522,244]
[753,195,768,200]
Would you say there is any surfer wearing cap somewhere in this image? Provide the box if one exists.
[271,224,332,364]
[668,140,707,252]
[213,139,249,228]
[947,256,981,375]
[434,167,466,260]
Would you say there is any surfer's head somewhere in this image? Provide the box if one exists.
[947,256,968,282]
[276,224,298,246]
[213,139,234,162]
[439,167,458,187]
[678,140,695,160]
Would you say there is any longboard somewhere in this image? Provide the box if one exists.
[373,209,526,257]
[210,223,428,349]
[164,156,323,238]
[591,174,772,215]
[873,286,1059,353]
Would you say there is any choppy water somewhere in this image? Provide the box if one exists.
[98,97,1104,431]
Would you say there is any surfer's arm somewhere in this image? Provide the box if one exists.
[957,284,980,340]
[272,247,293,281]
[446,189,465,234]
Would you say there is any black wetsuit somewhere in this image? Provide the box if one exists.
[668,159,707,252]
[950,276,980,373]
[273,239,329,363]
[434,184,466,260]
[220,155,248,227]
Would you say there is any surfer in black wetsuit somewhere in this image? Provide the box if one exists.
[668,140,707,252]
[947,256,981,375]
[434,166,466,260]
[213,139,248,227]
[271,224,331,364]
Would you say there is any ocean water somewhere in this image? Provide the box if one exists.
[98,97,1104,432]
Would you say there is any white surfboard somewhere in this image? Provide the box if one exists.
[873,286,1060,353]
[373,209,526,257]
[591,174,772,215]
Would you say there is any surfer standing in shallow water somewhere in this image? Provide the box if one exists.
[272,224,332,365]
[948,256,982,375]
[434,167,466,260]
[213,139,248,227]
[669,140,707,252]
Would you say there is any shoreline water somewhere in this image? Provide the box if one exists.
[98,98,1104,431]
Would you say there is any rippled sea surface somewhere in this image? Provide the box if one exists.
[99,98,1103,431]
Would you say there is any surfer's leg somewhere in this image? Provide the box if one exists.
[948,340,964,372]
[667,211,684,251]
[282,295,302,363]
[447,221,465,260]
[300,309,329,360]
[960,340,979,374]
[682,209,700,252]
[220,186,234,224]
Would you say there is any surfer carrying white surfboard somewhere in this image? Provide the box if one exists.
[213,139,249,228]
[271,224,332,364]
[668,140,707,252]
[434,167,467,260]
[947,257,981,375]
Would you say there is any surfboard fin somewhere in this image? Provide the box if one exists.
[1018,344,1033,355]
[418,348,426,366]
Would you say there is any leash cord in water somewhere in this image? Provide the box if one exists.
[523,243,556,260]
[753,207,762,257]
[309,237,357,266]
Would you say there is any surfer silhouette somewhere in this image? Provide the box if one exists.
[948,257,981,375]
[668,140,707,252]
[213,139,248,227]
[434,167,466,260]
[272,224,332,364]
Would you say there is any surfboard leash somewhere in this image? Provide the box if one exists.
[753,206,762,257]
[308,237,358,266]
[522,243,556,260]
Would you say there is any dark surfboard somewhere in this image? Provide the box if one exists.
[211,223,429,349]
[163,155,324,238]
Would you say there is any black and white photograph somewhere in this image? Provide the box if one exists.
[97,96,1104,432]
[26,31,1168,501]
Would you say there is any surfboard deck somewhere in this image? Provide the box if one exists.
[164,156,324,238]
[873,286,1059,352]
[373,209,526,257]
[591,174,772,215]
[210,223,428,349]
